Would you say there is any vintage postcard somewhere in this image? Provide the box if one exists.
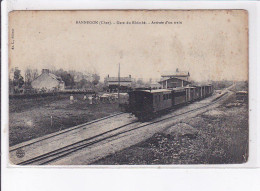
[8,10,248,165]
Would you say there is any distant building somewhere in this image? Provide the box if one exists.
[105,75,132,92]
[159,68,191,88]
[31,69,65,91]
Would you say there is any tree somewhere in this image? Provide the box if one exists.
[32,69,39,80]
[13,67,24,93]
[24,68,39,92]
[52,69,75,89]
[92,73,100,87]
[60,72,75,89]
[24,68,39,85]
[136,78,145,87]
[76,78,92,89]
[24,68,33,86]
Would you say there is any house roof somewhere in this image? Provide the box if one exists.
[48,73,64,83]
[33,72,64,84]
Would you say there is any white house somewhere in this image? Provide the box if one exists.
[31,69,65,91]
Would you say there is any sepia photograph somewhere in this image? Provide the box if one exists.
[8,10,249,165]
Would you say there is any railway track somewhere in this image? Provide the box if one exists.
[16,91,230,165]
[10,112,124,152]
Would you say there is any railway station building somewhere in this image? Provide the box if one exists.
[104,75,133,92]
[159,68,191,89]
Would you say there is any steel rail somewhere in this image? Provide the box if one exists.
[18,92,229,165]
[10,112,124,152]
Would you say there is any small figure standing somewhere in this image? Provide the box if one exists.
[70,95,74,104]
[88,95,93,105]
[95,95,100,104]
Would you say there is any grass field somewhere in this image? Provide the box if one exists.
[93,93,248,164]
[9,94,121,146]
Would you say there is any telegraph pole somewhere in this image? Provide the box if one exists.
[118,63,120,105]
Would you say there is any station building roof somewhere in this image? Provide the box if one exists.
[158,77,191,83]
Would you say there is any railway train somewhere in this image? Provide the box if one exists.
[127,85,214,121]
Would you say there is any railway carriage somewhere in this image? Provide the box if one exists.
[128,89,172,119]
[201,86,205,98]
[172,87,187,106]
[190,87,197,102]
[127,84,213,120]
[185,87,196,103]
[194,86,201,101]
[205,85,213,97]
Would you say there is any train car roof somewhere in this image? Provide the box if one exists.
[134,89,172,94]
[185,86,196,89]
[170,87,186,92]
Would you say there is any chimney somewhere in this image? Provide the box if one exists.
[129,75,131,78]
[108,74,109,78]
[176,68,179,73]
[42,69,50,74]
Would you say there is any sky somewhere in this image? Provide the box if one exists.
[9,10,248,82]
